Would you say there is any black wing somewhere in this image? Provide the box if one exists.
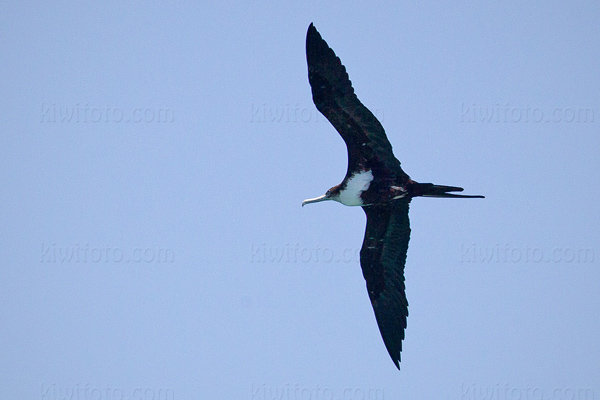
[306,23,409,182]
[360,200,411,369]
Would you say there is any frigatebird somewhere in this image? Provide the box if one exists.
[302,23,484,370]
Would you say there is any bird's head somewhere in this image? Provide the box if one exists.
[302,186,340,207]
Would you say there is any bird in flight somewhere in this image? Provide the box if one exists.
[302,23,484,369]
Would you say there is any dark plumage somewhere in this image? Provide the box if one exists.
[302,23,483,369]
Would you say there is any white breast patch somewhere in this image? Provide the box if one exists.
[337,170,374,206]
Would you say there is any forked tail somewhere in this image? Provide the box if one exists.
[414,183,485,198]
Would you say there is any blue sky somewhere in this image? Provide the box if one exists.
[2,1,599,399]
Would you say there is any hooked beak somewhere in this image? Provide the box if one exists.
[302,194,329,207]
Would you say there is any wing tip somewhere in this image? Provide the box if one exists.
[387,346,402,370]
[307,22,319,40]
[386,346,401,370]
[393,358,400,370]
[306,23,323,55]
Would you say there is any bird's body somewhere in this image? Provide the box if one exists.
[302,23,484,369]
